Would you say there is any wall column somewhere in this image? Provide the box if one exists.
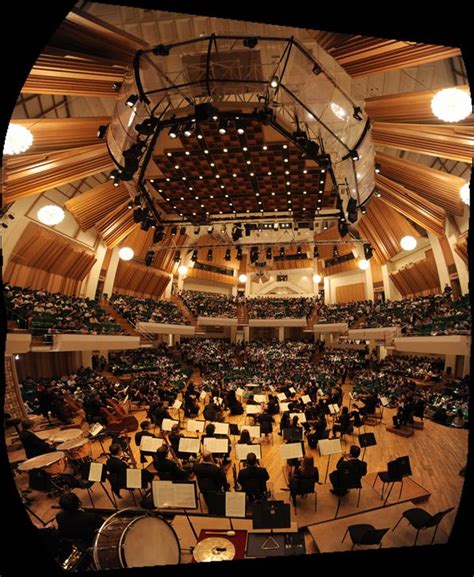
[381,264,402,300]
[102,247,121,298]
[81,240,107,299]
[427,232,450,289]
[278,327,285,342]
[364,262,374,301]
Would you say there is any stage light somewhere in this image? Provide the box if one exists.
[358,259,369,270]
[112,82,122,92]
[313,273,321,283]
[243,37,258,48]
[153,226,165,243]
[207,249,213,261]
[178,264,188,276]
[460,182,470,206]
[232,224,243,241]
[37,205,65,226]
[350,150,359,161]
[279,247,285,257]
[140,218,151,232]
[375,162,381,174]
[194,227,201,235]
[235,119,245,134]
[236,247,243,260]
[353,106,363,121]
[97,125,108,139]
[180,226,187,236]
[239,274,248,283]
[375,190,382,198]
[270,75,279,88]
[360,206,367,215]
[224,248,231,261]
[218,120,227,135]
[125,94,139,107]
[431,87,471,122]
[127,200,133,210]
[152,43,170,56]
[297,245,302,256]
[363,243,373,260]
[333,246,339,258]
[135,117,159,135]
[207,225,214,234]
[183,122,195,137]
[312,62,322,75]
[145,250,155,266]
[313,247,319,258]
[266,247,272,260]
[173,250,181,262]
[168,124,179,139]
[119,247,134,261]
[191,250,198,261]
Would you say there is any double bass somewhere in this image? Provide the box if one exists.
[101,397,139,433]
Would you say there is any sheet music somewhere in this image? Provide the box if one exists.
[328,404,340,415]
[269,385,275,392]
[186,419,205,433]
[225,491,246,518]
[241,425,260,438]
[349,392,355,400]
[213,397,224,406]
[290,412,306,423]
[172,399,182,410]
[380,396,389,407]
[199,390,208,401]
[277,392,287,401]
[212,422,230,435]
[126,468,142,489]
[246,404,261,414]
[318,438,342,456]
[178,437,201,454]
[140,436,163,453]
[161,418,179,432]
[236,443,262,460]
[174,482,197,509]
[89,423,104,437]
[280,443,304,460]
[279,403,290,413]
[88,462,104,482]
[254,394,267,403]
[236,387,244,397]
[317,388,324,396]
[153,480,174,508]
[203,438,229,454]
[301,395,311,404]
[289,387,296,394]
[246,383,259,388]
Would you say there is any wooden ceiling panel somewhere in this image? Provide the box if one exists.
[372,122,474,163]
[376,174,446,237]
[311,32,460,77]
[95,203,140,248]
[4,144,114,203]
[15,118,111,154]
[390,249,441,297]
[313,226,355,260]
[366,87,472,124]
[356,198,420,264]
[376,152,465,216]
[454,231,468,265]
[65,181,129,231]
[114,260,170,299]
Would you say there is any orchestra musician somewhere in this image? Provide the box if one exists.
[237,452,270,502]
[152,445,191,481]
[192,451,229,504]
[329,445,367,496]
[134,421,156,464]
[55,492,105,552]
[106,443,128,499]
[19,419,56,459]
[201,423,231,464]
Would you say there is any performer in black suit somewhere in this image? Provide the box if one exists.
[192,451,229,504]
[56,492,104,548]
[237,452,270,501]
[19,419,56,459]
[106,443,128,498]
[134,420,156,464]
[329,445,367,496]
[153,445,190,481]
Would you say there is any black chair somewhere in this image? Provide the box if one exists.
[392,507,454,545]
[240,477,269,503]
[289,476,317,513]
[342,524,389,550]
[334,470,363,518]
[260,420,274,444]
[372,456,411,504]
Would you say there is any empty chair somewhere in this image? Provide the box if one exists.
[342,524,389,550]
[373,455,412,504]
[392,507,454,545]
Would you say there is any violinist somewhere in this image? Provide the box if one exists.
[153,445,191,481]
[192,451,229,505]
[106,443,128,499]
[134,421,156,464]
[329,445,367,496]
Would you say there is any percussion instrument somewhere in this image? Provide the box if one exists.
[18,451,67,475]
[93,510,181,569]
[193,537,236,562]
[57,438,91,460]
[35,428,61,441]
[49,429,83,444]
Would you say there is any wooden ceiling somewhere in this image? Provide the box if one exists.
[4,6,470,297]
[150,117,331,224]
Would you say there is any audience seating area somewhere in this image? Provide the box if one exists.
[247,296,315,319]
[178,290,238,318]
[110,293,190,325]
[4,284,121,336]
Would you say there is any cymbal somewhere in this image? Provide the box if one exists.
[193,537,236,562]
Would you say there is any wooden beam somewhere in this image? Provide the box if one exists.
[372,122,474,163]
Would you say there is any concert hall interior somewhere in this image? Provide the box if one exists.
[2,1,472,572]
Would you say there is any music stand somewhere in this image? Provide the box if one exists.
[283,428,303,442]
[252,501,291,553]
[358,432,376,462]
[81,462,115,508]
[318,438,342,483]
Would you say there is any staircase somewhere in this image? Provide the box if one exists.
[100,300,153,345]
[237,302,248,325]
[170,295,205,334]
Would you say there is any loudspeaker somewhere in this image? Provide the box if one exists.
[347,197,358,223]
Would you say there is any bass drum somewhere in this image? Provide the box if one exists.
[93,509,181,569]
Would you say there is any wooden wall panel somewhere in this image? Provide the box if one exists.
[370,259,383,284]
[311,32,460,77]
[4,222,96,295]
[22,48,127,97]
[186,267,238,286]
[15,352,82,382]
[335,283,366,304]
[376,152,465,216]
[372,122,474,163]
[376,174,446,237]
[365,87,472,124]
[95,203,140,248]
[113,260,170,299]
[390,249,441,297]
[4,144,113,203]
[14,118,111,154]
[65,181,129,232]
[323,258,359,275]
[356,198,420,265]
[454,231,468,265]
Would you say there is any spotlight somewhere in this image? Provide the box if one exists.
[127,200,133,210]
[375,190,382,198]
[250,247,259,264]
[153,226,165,243]
[194,103,219,122]
[353,106,363,121]
[97,125,108,139]
[194,227,201,235]
[183,122,195,137]
[312,62,322,75]
[135,117,159,135]
[220,224,227,234]
[173,250,181,262]
[168,124,179,139]
[109,169,120,180]
[178,264,188,276]
[235,119,245,134]
[218,119,227,135]
[313,247,319,258]
[191,250,198,261]
[270,75,279,89]
[317,154,331,171]
[126,94,139,107]
[279,247,285,257]
[297,245,302,256]
[112,82,122,92]
[244,224,252,236]
[323,222,328,230]
[145,250,155,266]
[140,218,152,231]
[207,225,214,234]
[363,243,373,260]
[313,273,322,283]
[338,220,349,238]
[134,195,142,206]
[347,197,358,223]
[232,224,243,242]
[207,249,213,261]
[171,226,177,236]
[360,206,367,215]
[333,246,339,258]
[239,273,248,284]
[1,223,8,229]
[152,43,170,56]
[133,208,143,223]
[236,247,243,260]
[266,247,272,260]
[273,223,279,230]
[243,37,258,48]
[375,162,381,174]
[224,248,231,261]
[180,226,187,236]
[350,150,359,161]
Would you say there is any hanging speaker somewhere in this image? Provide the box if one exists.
[347,197,358,223]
